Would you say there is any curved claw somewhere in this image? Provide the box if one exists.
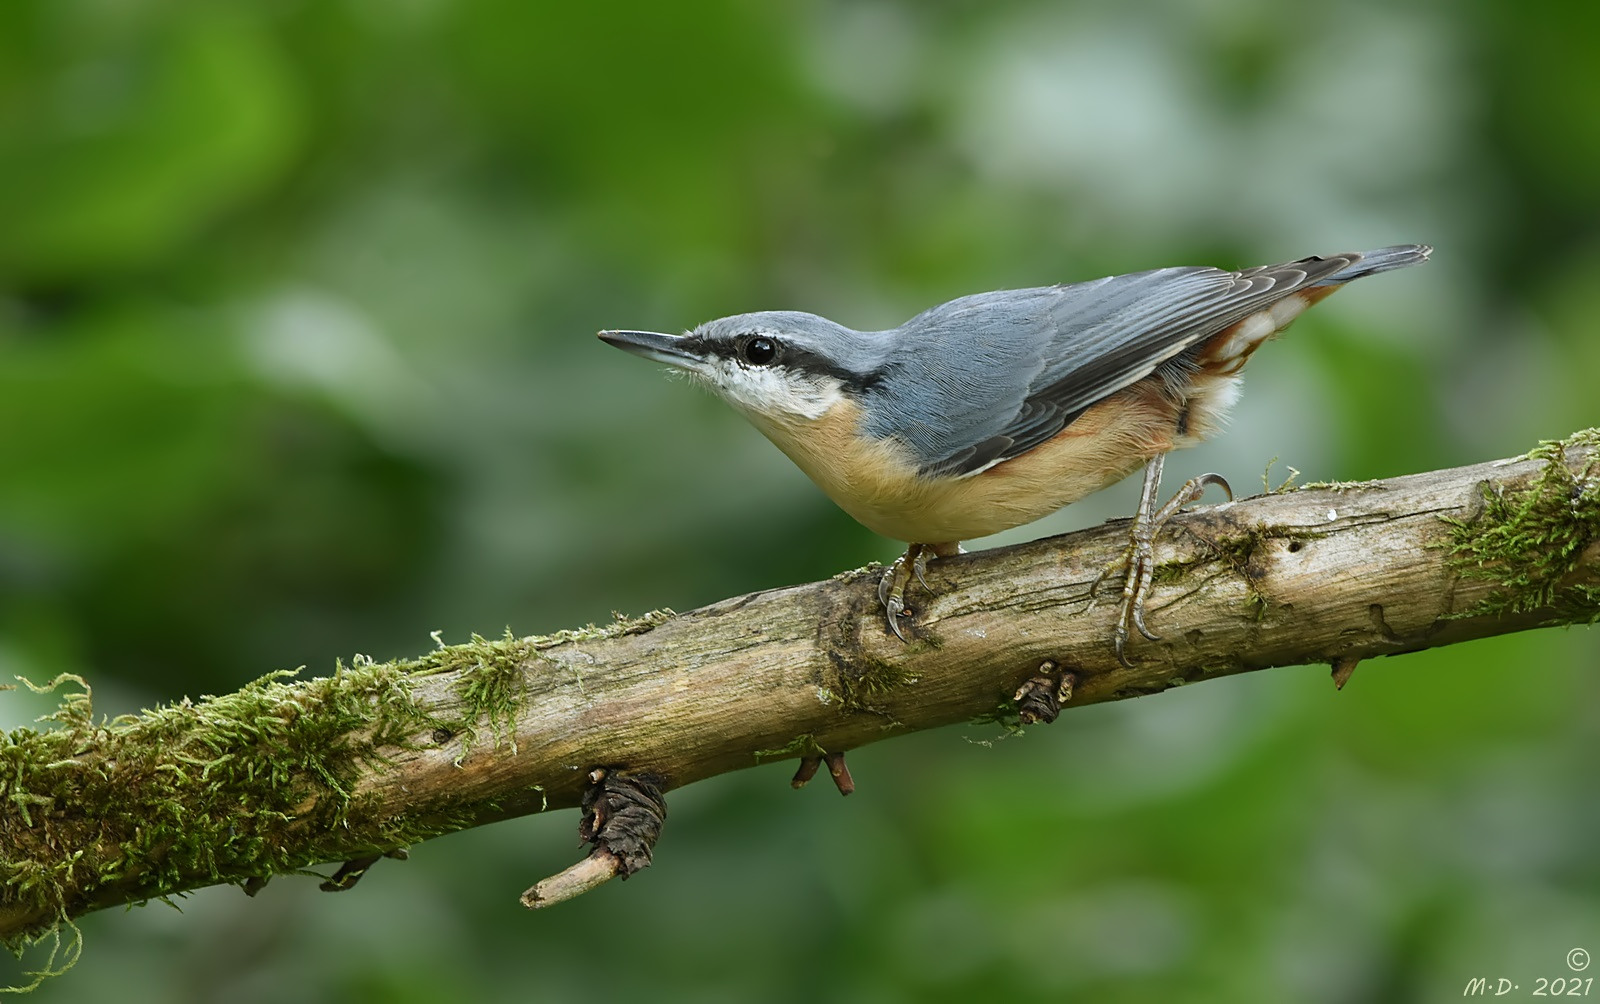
[1151,472,1234,524]
[877,541,964,641]
[1191,472,1232,503]
[884,596,908,642]
[878,544,929,641]
[1132,599,1160,642]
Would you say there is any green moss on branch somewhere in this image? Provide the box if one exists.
[0,610,688,957]
[1444,429,1600,622]
[0,631,551,955]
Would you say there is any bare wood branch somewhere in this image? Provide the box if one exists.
[2,431,1596,942]
[521,851,621,909]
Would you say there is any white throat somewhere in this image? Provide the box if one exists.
[699,363,845,422]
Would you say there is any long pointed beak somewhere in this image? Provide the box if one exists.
[597,329,704,370]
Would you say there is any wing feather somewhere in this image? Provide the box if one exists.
[864,253,1365,477]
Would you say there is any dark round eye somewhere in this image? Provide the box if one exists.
[741,336,778,366]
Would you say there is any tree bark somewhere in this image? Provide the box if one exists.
[2,431,1597,943]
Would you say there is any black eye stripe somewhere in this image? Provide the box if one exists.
[684,332,886,392]
[683,333,777,363]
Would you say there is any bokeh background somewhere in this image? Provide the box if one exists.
[3,0,1598,1000]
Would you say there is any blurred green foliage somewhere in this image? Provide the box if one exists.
[2,0,1597,1001]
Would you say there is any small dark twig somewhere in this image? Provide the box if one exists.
[823,751,854,795]
[1330,655,1361,691]
[319,855,383,893]
[791,756,823,788]
[318,848,408,893]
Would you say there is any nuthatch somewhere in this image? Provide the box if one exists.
[601,245,1431,661]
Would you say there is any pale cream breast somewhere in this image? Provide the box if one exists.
[741,384,1186,544]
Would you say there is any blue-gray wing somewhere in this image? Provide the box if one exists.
[868,252,1374,477]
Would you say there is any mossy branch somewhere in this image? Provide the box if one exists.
[3,430,1598,949]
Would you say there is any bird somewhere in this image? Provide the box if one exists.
[599,244,1432,662]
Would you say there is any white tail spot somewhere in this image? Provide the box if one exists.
[1216,311,1275,362]
[1269,294,1308,328]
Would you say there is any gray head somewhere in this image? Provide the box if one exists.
[599,310,891,421]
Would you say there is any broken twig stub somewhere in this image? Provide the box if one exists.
[521,768,667,909]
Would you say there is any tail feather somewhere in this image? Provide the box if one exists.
[1315,244,1433,285]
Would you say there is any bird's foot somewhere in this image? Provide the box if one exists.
[1091,456,1231,666]
[877,542,962,640]
[877,544,927,640]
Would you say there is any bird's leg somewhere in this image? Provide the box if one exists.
[1095,454,1232,666]
[878,543,927,641]
[1090,455,1167,607]
[877,541,963,640]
